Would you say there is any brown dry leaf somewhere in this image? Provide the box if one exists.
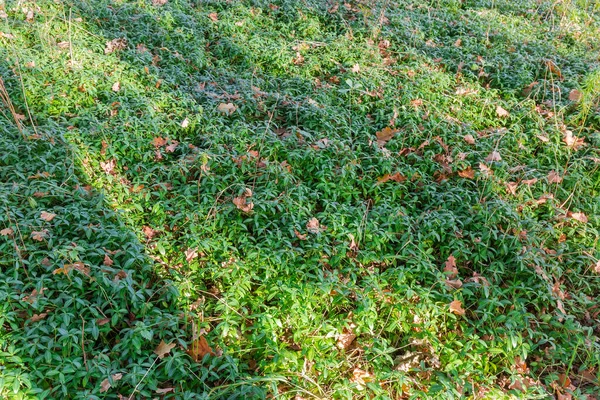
[29,313,48,322]
[547,170,563,183]
[568,89,582,102]
[350,368,374,391]
[458,167,475,179]
[445,279,463,290]
[292,51,305,65]
[444,255,458,278]
[454,38,462,47]
[31,230,48,241]
[54,261,90,276]
[568,211,588,223]
[112,81,120,92]
[233,189,254,213]
[306,217,324,234]
[154,340,176,359]
[97,318,110,326]
[100,159,116,175]
[496,105,509,118]
[377,172,406,184]
[594,261,600,274]
[537,134,550,143]
[208,12,218,22]
[165,140,179,153]
[185,248,198,262]
[485,151,502,163]
[153,137,167,148]
[181,118,190,128]
[463,134,475,145]
[217,102,236,115]
[505,182,518,195]
[40,211,56,222]
[0,228,14,236]
[449,300,465,316]
[103,254,114,266]
[100,373,123,393]
[544,59,563,80]
[563,130,585,150]
[156,388,175,394]
[294,229,308,240]
[522,178,538,186]
[352,64,360,73]
[187,335,215,362]
[336,331,357,350]
[375,127,398,145]
[142,225,157,239]
[152,0,167,6]
[105,38,127,54]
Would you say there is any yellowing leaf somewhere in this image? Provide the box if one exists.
[40,211,56,222]
[449,300,465,316]
[154,340,176,359]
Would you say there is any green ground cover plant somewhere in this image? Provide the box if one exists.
[1,0,599,398]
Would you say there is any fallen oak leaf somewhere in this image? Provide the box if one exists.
[568,89,582,102]
[375,126,398,145]
[0,227,14,236]
[100,373,123,393]
[103,254,114,266]
[208,12,218,22]
[350,368,374,391]
[463,134,475,145]
[547,170,563,183]
[445,279,463,290]
[377,172,406,183]
[156,388,175,394]
[306,217,324,234]
[294,229,308,240]
[563,130,585,150]
[496,105,510,118]
[154,340,176,359]
[153,137,167,148]
[29,313,48,322]
[485,151,502,163]
[232,189,254,213]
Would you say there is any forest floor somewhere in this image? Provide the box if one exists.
[1,0,600,398]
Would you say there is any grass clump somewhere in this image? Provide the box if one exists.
[1,0,599,398]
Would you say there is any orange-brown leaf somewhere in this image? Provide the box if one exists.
[375,127,398,144]
[40,211,56,222]
[187,335,215,362]
[154,340,176,359]
[458,167,475,179]
[449,300,465,316]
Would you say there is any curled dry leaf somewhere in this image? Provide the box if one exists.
[547,170,563,183]
[505,182,518,195]
[103,254,114,266]
[233,189,254,213]
[0,227,14,236]
[154,340,176,359]
[352,63,360,73]
[522,178,538,186]
[156,388,174,394]
[153,137,167,148]
[449,300,465,316]
[185,248,198,262]
[53,261,90,276]
[31,230,49,241]
[445,279,463,290]
[112,81,120,92]
[337,331,357,350]
[40,211,56,222]
[594,260,600,274]
[105,38,127,54]
[181,117,190,128]
[208,12,218,22]
[306,217,324,234]
[100,373,123,393]
[294,229,308,240]
[100,159,116,175]
[29,313,48,322]
[458,167,475,179]
[444,255,458,279]
[485,151,502,163]
[217,102,236,115]
[563,130,585,150]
